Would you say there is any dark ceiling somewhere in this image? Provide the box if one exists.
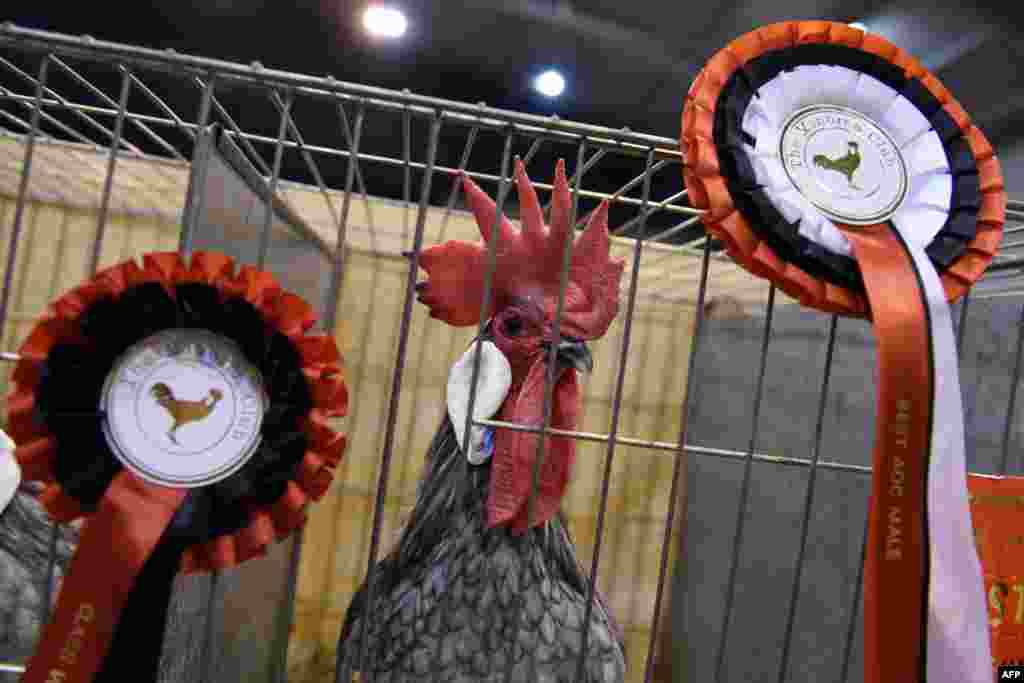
[3,0,1022,144]
[0,0,1021,242]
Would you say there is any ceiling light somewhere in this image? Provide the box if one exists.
[363,5,407,39]
[534,70,566,98]
[849,21,868,32]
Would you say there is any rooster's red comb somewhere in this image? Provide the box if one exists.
[416,159,625,341]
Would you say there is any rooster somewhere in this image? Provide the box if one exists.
[335,159,628,682]
[812,140,862,187]
[149,383,224,444]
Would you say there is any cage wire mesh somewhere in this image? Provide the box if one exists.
[0,22,1022,683]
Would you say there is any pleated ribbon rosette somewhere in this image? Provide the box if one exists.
[7,251,347,683]
[682,21,1007,683]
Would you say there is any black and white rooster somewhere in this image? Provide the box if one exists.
[336,159,628,682]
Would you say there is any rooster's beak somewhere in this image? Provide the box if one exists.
[545,338,593,374]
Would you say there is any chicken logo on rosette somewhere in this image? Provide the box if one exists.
[782,105,908,226]
[101,328,266,488]
[149,384,224,445]
[416,158,625,533]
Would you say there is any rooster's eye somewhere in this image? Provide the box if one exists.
[503,315,523,337]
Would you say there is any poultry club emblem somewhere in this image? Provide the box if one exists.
[780,104,908,226]
[100,328,267,488]
[149,383,224,444]
[813,141,862,187]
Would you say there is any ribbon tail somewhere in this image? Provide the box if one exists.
[843,223,990,683]
[22,470,187,683]
[898,233,991,683]
[92,531,186,683]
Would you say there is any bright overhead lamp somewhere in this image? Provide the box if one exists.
[534,70,566,98]
[363,5,407,39]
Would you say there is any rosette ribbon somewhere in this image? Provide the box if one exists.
[682,21,1006,683]
[7,251,348,683]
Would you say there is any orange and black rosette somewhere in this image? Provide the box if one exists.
[681,20,1005,314]
[681,21,1007,683]
[7,251,347,683]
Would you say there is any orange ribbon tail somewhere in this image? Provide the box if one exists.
[21,470,187,683]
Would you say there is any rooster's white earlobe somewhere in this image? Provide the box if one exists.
[447,341,512,464]
[0,428,20,514]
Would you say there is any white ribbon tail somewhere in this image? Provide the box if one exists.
[894,226,991,683]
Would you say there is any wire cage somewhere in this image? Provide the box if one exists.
[0,22,1022,683]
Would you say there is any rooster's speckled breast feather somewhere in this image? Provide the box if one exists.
[336,416,626,683]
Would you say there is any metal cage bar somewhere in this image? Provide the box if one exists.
[713,283,776,683]
[425,127,516,683]
[256,88,293,269]
[3,56,54,664]
[643,236,714,683]
[500,137,590,683]
[0,84,702,222]
[777,315,840,683]
[85,65,132,275]
[576,146,656,683]
[0,54,142,156]
[1000,305,1024,476]
[352,113,445,683]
